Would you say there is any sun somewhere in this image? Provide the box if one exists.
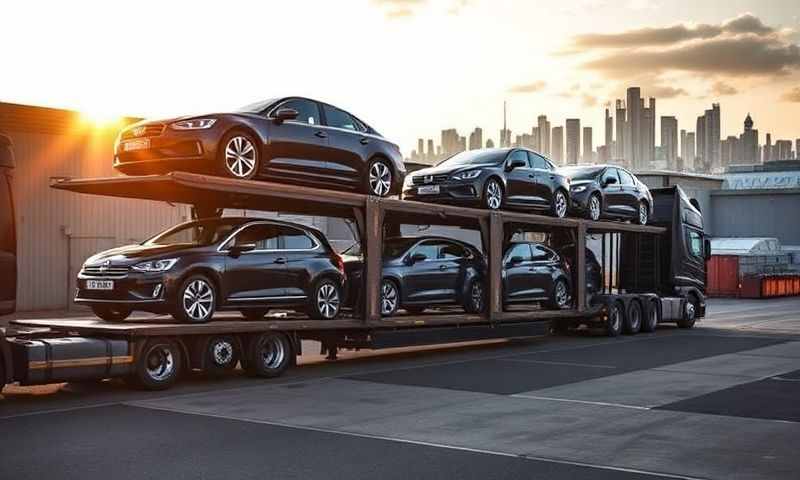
[79,104,124,129]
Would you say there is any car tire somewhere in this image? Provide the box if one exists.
[677,295,698,329]
[308,278,342,320]
[587,193,602,221]
[624,300,643,334]
[482,178,504,210]
[366,158,393,197]
[463,278,486,314]
[405,306,426,315]
[545,278,571,310]
[91,305,132,322]
[606,301,623,337]
[173,274,216,323]
[240,308,269,321]
[381,279,400,317]
[204,335,239,377]
[244,332,292,378]
[636,201,649,225]
[131,338,182,390]
[219,130,260,180]
[642,299,659,333]
[551,189,569,218]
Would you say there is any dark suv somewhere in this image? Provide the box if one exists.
[113,96,406,197]
[76,217,346,323]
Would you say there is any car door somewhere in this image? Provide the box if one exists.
[222,223,292,303]
[438,241,467,302]
[277,225,321,299]
[402,240,445,303]
[616,169,640,217]
[528,152,556,207]
[504,149,537,206]
[264,98,330,182]
[531,244,559,299]
[503,243,534,302]
[319,104,370,190]
[600,167,626,217]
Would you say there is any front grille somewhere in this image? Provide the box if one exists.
[81,265,131,277]
[412,174,450,185]
[121,124,165,140]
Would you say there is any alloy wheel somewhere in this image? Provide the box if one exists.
[589,195,601,221]
[685,300,696,321]
[182,279,214,321]
[212,340,234,366]
[369,162,392,197]
[145,346,175,382]
[639,203,648,225]
[555,281,569,308]
[381,281,398,316]
[485,180,502,210]
[609,306,621,332]
[554,191,568,218]
[260,336,286,370]
[316,282,340,319]
[470,282,484,312]
[225,135,257,178]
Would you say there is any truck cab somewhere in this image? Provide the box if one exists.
[0,133,17,316]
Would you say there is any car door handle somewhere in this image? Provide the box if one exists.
[528,174,535,178]
[314,131,327,138]
[439,264,449,270]
[360,137,370,145]
[274,257,287,264]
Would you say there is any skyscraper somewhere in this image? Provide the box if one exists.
[427,139,435,161]
[604,108,613,162]
[641,98,655,168]
[764,133,772,162]
[417,139,425,161]
[660,116,678,170]
[468,127,483,151]
[721,136,738,167]
[686,132,696,170]
[626,87,641,168]
[614,99,626,163]
[648,97,656,166]
[775,140,792,160]
[551,126,564,164]
[582,126,593,162]
[441,129,461,156]
[736,114,759,165]
[680,129,687,166]
[537,115,550,156]
[696,116,706,172]
[703,103,721,171]
[566,119,580,165]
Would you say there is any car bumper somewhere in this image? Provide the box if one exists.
[114,128,219,175]
[402,180,482,205]
[568,189,592,214]
[75,271,175,307]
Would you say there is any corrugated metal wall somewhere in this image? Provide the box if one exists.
[710,190,800,246]
[8,128,189,311]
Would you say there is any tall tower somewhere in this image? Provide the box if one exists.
[696,116,706,172]
[626,87,641,169]
[566,119,580,165]
[648,97,656,167]
[615,99,626,163]
[583,126,593,162]
[604,108,613,162]
[551,126,564,164]
[660,116,678,170]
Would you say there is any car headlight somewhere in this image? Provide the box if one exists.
[571,185,588,193]
[452,169,482,180]
[170,119,217,130]
[132,258,178,272]
[403,175,413,188]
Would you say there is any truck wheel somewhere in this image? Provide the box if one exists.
[463,278,485,313]
[132,338,182,390]
[381,279,400,317]
[308,279,342,320]
[677,296,698,328]
[92,305,132,322]
[642,299,659,333]
[245,332,292,378]
[546,278,571,310]
[623,300,642,334]
[173,274,216,323]
[205,335,239,377]
[606,302,623,337]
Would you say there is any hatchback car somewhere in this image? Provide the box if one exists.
[559,165,653,224]
[113,97,405,197]
[75,217,346,323]
[379,237,486,316]
[503,242,571,309]
[403,148,571,217]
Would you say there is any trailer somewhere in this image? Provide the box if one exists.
[1,172,708,391]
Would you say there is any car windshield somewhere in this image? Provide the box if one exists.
[384,238,419,258]
[144,219,244,247]
[235,98,279,113]
[559,166,605,181]
[436,149,508,167]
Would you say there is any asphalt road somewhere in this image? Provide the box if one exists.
[2,296,800,480]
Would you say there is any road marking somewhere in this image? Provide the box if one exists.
[499,358,617,369]
[511,393,652,410]
[129,403,704,480]
[0,401,121,421]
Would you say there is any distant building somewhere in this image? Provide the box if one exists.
[604,108,613,162]
[660,116,678,170]
[416,138,425,161]
[427,139,435,160]
[582,126,593,162]
[468,127,483,151]
[614,99,626,163]
[734,113,759,166]
[485,138,495,148]
[764,133,772,162]
[499,128,511,148]
[626,87,641,168]
[441,128,462,156]
[551,126,564,164]
[721,136,738,168]
[775,140,793,160]
[701,103,721,171]
[696,115,706,172]
[566,119,580,165]
[685,132,696,170]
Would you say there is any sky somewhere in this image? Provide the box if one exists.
[1,0,799,154]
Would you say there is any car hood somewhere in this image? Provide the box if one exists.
[412,163,498,177]
[84,243,196,266]
[569,179,595,187]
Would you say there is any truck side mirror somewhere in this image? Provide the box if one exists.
[704,239,712,261]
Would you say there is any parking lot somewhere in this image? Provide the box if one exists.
[2,296,799,480]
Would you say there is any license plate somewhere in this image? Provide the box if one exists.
[86,280,114,290]
[123,139,150,151]
[417,185,440,195]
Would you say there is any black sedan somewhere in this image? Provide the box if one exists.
[503,242,571,309]
[113,97,405,197]
[75,217,346,323]
[379,237,486,316]
[559,165,653,224]
[403,148,571,217]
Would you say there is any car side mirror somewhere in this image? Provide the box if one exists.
[273,108,299,124]
[506,159,526,171]
[507,255,523,266]
[602,177,617,187]
[229,243,257,256]
[704,239,712,261]
[408,252,427,264]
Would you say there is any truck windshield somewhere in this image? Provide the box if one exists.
[145,219,243,247]
[560,166,605,181]
[436,149,508,167]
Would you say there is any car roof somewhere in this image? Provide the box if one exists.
[385,236,477,249]
[270,96,379,135]
[194,216,326,236]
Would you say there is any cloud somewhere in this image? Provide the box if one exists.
[581,93,598,107]
[711,81,738,96]
[781,86,800,102]
[508,80,546,93]
[372,0,426,19]
[647,84,689,98]
[447,0,472,15]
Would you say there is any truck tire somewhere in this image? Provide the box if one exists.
[204,335,239,377]
[244,332,292,378]
[131,338,183,390]
[623,300,642,334]
[642,299,659,333]
[677,295,698,329]
[606,301,623,337]
[92,305,132,322]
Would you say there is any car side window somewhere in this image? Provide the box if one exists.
[532,245,553,261]
[410,241,439,261]
[601,168,619,186]
[233,224,279,250]
[687,230,703,258]
[506,243,533,262]
[278,226,316,250]
[440,242,465,259]
[322,105,363,131]
[618,169,635,186]
[528,152,550,170]
[273,99,320,125]
[507,150,530,167]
